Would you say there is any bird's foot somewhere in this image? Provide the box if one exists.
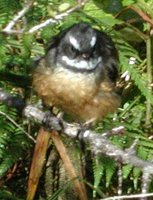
[77,118,95,140]
[43,111,63,131]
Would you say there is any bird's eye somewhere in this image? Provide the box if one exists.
[70,45,80,57]
[70,45,78,53]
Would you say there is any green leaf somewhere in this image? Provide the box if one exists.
[104,157,116,188]
[122,164,133,179]
[0,189,22,200]
[93,156,104,197]
[133,167,141,189]
[122,0,135,6]
[137,146,148,160]
[84,1,122,27]
[58,3,70,12]
[93,0,123,14]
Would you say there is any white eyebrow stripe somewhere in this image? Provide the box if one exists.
[90,36,96,47]
[69,36,80,50]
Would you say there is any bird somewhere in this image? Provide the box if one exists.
[32,22,121,123]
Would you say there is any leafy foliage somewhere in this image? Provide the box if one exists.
[0,0,153,199]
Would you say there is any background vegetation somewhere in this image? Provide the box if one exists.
[0,0,153,199]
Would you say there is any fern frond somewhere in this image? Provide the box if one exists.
[93,156,104,197]
[119,40,153,104]
[122,164,133,179]
[0,105,30,178]
[93,156,116,193]
[0,0,21,14]
[133,167,141,190]
[0,189,22,200]
[128,64,153,103]
[104,157,116,188]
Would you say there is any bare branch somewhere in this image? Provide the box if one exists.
[0,88,151,174]
[0,89,25,110]
[117,163,123,195]
[141,169,152,199]
[0,110,35,143]
[0,89,35,142]
[2,0,87,34]
[28,1,87,33]
[101,192,153,200]
[23,105,153,175]
[3,1,34,34]
[1,89,153,196]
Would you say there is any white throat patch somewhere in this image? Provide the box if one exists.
[62,56,102,70]
[69,36,80,50]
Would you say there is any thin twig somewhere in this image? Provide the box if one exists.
[0,110,35,143]
[115,5,153,27]
[3,1,34,34]
[141,169,152,200]
[117,163,122,195]
[100,192,153,200]
[2,0,87,34]
[145,34,152,128]
[28,1,87,33]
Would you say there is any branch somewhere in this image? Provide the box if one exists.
[0,89,25,111]
[0,89,35,142]
[28,1,87,33]
[145,36,152,128]
[1,89,153,197]
[101,192,153,200]
[115,5,153,27]
[2,0,87,34]
[3,1,34,34]
[0,110,35,143]
[0,89,153,174]
[23,105,153,174]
